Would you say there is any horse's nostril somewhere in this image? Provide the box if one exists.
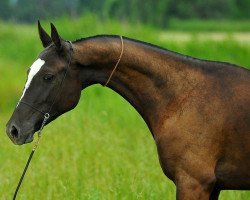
[10,125,19,138]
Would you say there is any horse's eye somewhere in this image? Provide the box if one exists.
[43,74,54,82]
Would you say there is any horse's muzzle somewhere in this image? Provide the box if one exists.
[6,122,34,145]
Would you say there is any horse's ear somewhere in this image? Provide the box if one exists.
[38,20,52,48]
[50,23,62,50]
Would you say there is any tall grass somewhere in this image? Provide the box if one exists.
[0,15,249,199]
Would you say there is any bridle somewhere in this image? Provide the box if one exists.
[18,40,74,124]
[13,36,124,199]
[18,36,124,117]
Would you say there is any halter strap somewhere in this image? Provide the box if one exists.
[19,41,73,117]
[18,101,47,115]
[104,35,124,87]
[48,40,73,113]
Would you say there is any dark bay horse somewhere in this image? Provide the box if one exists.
[6,22,250,200]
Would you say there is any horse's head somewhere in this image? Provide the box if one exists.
[6,22,82,145]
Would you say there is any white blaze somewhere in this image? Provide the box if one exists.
[17,58,45,106]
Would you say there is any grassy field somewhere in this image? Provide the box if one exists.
[0,15,250,199]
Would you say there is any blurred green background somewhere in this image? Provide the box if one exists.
[0,0,250,199]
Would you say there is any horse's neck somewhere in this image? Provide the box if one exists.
[74,36,198,132]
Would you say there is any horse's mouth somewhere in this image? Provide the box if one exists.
[24,133,34,144]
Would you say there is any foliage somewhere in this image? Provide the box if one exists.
[167,19,250,32]
[0,0,250,27]
[0,16,250,199]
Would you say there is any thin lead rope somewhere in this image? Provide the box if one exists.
[13,113,50,200]
[104,36,124,87]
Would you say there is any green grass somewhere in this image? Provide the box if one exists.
[0,15,250,199]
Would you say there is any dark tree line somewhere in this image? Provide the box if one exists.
[0,0,249,26]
